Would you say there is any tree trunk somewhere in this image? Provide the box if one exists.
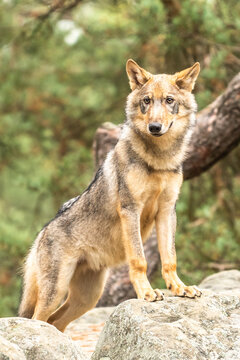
[95,72,240,306]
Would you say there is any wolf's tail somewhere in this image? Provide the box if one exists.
[18,233,41,318]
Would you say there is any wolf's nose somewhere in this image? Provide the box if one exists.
[149,122,162,133]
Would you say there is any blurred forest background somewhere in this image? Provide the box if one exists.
[0,0,240,316]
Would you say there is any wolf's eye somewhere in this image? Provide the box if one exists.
[166,97,174,104]
[143,96,151,105]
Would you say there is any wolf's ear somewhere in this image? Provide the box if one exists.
[126,59,152,91]
[174,62,200,92]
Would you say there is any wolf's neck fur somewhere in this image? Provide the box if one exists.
[121,114,195,172]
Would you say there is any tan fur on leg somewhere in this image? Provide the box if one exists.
[48,265,107,332]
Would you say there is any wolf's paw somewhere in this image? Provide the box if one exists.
[144,288,164,302]
[171,284,201,298]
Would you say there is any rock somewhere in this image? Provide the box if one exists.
[199,269,240,293]
[2,271,240,359]
[0,317,88,360]
[0,335,26,360]
[92,291,240,360]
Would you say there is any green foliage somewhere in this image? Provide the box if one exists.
[0,0,239,315]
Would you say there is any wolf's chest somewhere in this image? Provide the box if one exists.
[126,166,167,204]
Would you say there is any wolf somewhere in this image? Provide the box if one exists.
[19,59,201,332]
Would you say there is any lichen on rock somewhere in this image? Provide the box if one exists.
[0,317,87,360]
[92,289,240,360]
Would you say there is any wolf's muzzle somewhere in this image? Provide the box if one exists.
[148,122,163,137]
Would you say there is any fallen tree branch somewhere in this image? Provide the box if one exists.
[184,73,240,179]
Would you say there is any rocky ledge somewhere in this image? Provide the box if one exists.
[1,270,240,360]
[92,270,240,360]
[0,317,87,360]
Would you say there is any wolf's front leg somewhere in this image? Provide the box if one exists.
[156,192,201,298]
[119,206,163,301]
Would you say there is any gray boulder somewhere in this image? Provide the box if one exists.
[0,335,26,360]
[199,269,240,293]
[92,290,240,360]
[0,317,87,360]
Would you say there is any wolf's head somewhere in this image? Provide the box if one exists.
[125,60,200,138]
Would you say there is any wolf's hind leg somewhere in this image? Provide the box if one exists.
[32,256,78,322]
[47,265,107,332]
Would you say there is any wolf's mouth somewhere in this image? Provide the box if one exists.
[151,133,163,137]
